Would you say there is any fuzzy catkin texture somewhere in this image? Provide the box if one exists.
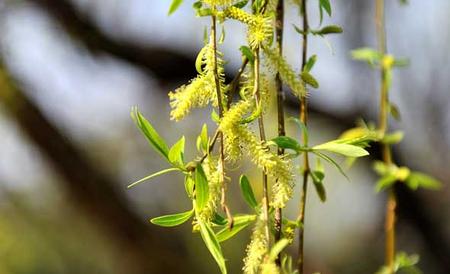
[202,0,236,7]
[220,100,252,161]
[260,262,280,274]
[236,126,294,208]
[199,157,221,221]
[168,41,225,121]
[243,213,268,274]
[263,46,306,98]
[224,7,273,48]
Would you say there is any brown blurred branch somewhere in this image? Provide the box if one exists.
[27,0,196,81]
[0,64,188,274]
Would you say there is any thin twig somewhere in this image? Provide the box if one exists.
[375,0,395,272]
[211,14,233,228]
[297,0,310,273]
[274,0,285,265]
[253,45,271,243]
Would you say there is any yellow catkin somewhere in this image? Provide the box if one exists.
[199,157,221,221]
[202,0,236,6]
[243,213,268,274]
[169,40,226,121]
[263,46,306,98]
[236,126,294,208]
[220,100,252,161]
[224,7,273,47]
[261,262,280,274]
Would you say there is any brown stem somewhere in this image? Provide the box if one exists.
[376,0,395,272]
[297,0,310,273]
[211,14,233,228]
[274,0,285,265]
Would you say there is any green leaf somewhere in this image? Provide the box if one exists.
[150,209,193,227]
[382,131,404,145]
[233,0,249,9]
[239,46,254,63]
[271,136,303,152]
[351,47,382,65]
[313,142,369,157]
[314,151,349,180]
[197,124,209,152]
[169,136,185,167]
[195,164,209,212]
[313,25,343,35]
[212,213,228,226]
[310,160,326,202]
[319,0,332,16]
[219,25,226,44]
[195,46,207,73]
[375,174,397,192]
[168,0,183,15]
[184,175,195,198]
[198,221,227,274]
[373,160,389,176]
[239,175,258,209]
[269,238,290,261]
[127,168,179,188]
[216,215,256,242]
[131,107,170,160]
[304,55,317,72]
[406,172,441,191]
[293,24,307,35]
[301,71,319,88]
[289,117,309,145]
[389,102,402,121]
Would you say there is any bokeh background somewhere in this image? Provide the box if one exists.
[0,0,449,273]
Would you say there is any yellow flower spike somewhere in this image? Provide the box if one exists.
[263,46,306,98]
[243,212,268,274]
[199,157,222,221]
[168,41,226,121]
[202,0,236,7]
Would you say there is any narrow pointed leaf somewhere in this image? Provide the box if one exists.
[216,215,256,242]
[375,174,397,192]
[168,0,183,15]
[128,168,179,188]
[313,142,369,157]
[169,136,185,167]
[271,136,303,152]
[301,71,319,88]
[319,0,332,16]
[131,108,169,160]
[239,175,258,209]
[198,221,227,274]
[150,209,193,227]
[195,164,209,211]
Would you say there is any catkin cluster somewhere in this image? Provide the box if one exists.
[199,157,222,221]
[243,212,268,274]
[169,39,225,121]
[224,7,273,48]
[263,46,306,98]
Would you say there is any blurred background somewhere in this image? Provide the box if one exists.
[0,0,449,273]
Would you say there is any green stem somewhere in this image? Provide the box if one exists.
[297,0,310,273]
[375,0,395,272]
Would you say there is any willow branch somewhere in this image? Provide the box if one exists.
[297,0,310,272]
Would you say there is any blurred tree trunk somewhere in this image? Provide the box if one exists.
[0,65,189,274]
